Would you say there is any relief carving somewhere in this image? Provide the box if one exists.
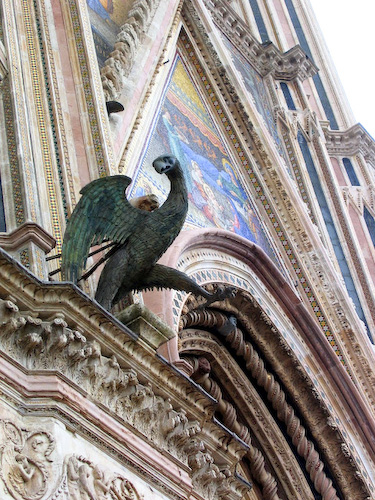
[0,421,144,500]
[66,455,142,500]
[0,421,56,500]
[0,297,248,499]
[100,0,161,99]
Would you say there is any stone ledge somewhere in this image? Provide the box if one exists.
[0,222,56,253]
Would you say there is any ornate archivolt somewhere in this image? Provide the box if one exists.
[178,294,374,499]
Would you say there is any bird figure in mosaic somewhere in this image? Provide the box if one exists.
[61,154,235,311]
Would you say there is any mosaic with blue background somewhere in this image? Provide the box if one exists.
[130,57,280,267]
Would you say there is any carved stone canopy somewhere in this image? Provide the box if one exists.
[323,123,375,167]
[201,0,318,81]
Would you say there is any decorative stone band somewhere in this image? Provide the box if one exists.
[0,222,56,254]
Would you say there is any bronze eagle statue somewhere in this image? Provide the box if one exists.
[61,154,235,311]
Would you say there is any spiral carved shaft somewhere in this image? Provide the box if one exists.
[225,326,338,500]
[181,309,339,500]
[185,356,280,500]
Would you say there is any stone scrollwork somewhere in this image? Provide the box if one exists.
[0,420,56,500]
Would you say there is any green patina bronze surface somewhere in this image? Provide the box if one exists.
[61,155,234,310]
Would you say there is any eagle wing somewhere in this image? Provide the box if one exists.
[61,175,146,283]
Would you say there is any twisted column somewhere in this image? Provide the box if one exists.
[184,356,280,500]
[181,308,339,500]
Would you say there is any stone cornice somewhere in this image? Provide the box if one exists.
[0,247,250,499]
[203,0,318,81]
[0,222,56,253]
[323,123,375,167]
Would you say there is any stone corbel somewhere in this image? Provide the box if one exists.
[322,123,375,168]
[117,303,176,349]
[100,0,161,100]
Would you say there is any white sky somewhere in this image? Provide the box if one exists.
[309,0,375,138]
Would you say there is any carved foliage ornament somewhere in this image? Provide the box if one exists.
[0,297,248,499]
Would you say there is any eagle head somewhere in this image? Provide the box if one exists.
[153,154,180,175]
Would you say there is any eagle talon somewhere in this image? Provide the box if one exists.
[198,286,236,309]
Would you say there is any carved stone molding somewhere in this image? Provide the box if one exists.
[0,40,8,81]
[0,222,56,254]
[179,298,374,499]
[323,123,375,168]
[0,249,250,500]
[202,0,318,81]
[100,0,161,100]
[180,314,339,499]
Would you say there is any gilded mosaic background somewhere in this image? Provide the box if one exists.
[130,57,279,266]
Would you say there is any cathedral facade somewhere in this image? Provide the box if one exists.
[0,1,374,499]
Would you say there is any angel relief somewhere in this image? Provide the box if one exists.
[0,421,55,500]
[66,455,143,500]
[0,421,143,500]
